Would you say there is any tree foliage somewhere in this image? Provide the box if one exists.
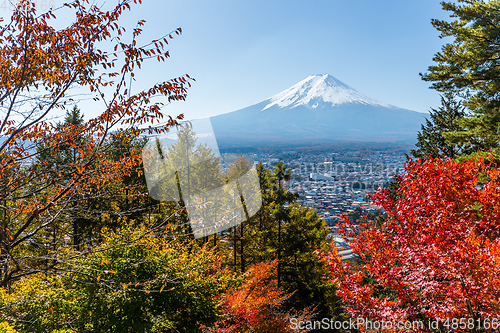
[0,0,193,286]
[0,225,236,332]
[421,0,500,152]
[318,157,500,331]
[411,94,468,160]
[0,0,349,331]
[204,260,314,333]
[234,163,341,321]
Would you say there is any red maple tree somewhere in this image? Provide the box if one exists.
[204,260,314,333]
[318,157,500,332]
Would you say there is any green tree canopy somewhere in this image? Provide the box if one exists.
[411,94,468,159]
[233,162,341,321]
[0,225,236,333]
[421,0,500,152]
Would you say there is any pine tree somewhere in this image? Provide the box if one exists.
[225,155,254,272]
[146,125,226,238]
[36,106,88,249]
[272,162,296,287]
[421,0,500,153]
[411,94,468,159]
[36,106,85,169]
[233,162,340,320]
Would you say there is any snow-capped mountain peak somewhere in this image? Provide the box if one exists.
[262,74,391,111]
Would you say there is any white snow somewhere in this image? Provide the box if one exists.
[262,74,392,111]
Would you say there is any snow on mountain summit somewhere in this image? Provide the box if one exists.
[262,74,391,110]
[209,73,426,147]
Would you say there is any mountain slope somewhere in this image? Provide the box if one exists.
[209,74,426,148]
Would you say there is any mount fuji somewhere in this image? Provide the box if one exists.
[209,74,427,148]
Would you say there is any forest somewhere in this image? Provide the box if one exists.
[0,0,500,332]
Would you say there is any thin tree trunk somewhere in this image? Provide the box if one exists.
[237,180,249,273]
[278,179,282,287]
[240,223,245,272]
[233,226,237,272]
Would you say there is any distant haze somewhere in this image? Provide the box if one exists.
[206,74,427,149]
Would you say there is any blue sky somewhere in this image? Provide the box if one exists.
[6,0,453,120]
[122,0,450,120]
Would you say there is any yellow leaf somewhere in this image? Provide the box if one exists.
[5,229,13,241]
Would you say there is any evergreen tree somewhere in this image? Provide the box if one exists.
[36,105,85,169]
[35,109,156,250]
[36,106,87,249]
[421,0,500,153]
[232,162,341,320]
[147,125,226,238]
[271,162,297,287]
[411,94,468,159]
[225,155,254,272]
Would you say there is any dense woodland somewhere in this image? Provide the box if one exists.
[0,0,500,332]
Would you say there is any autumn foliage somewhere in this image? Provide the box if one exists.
[319,157,500,331]
[0,0,193,286]
[204,260,314,333]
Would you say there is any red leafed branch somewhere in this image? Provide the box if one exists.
[203,260,315,333]
[318,157,500,332]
